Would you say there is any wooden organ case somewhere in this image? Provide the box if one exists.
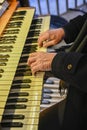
[0,0,51,129]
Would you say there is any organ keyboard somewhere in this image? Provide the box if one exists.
[0,1,51,129]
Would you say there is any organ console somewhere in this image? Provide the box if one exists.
[0,0,67,130]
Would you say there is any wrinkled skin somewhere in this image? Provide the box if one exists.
[27,52,56,75]
[38,28,65,47]
[27,28,65,74]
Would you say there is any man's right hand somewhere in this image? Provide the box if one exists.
[38,28,65,48]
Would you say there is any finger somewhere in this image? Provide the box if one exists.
[31,64,41,75]
[27,57,36,66]
[31,62,51,75]
[43,39,56,47]
[38,34,49,47]
[30,61,37,68]
[38,37,47,47]
[29,52,37,57]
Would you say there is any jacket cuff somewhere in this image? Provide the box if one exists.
[51,51,83,79]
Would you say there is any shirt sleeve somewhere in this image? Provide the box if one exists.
[63,13,87,43]
[51,51,87,93]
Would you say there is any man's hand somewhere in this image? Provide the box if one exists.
[38,28,65,48]
[27,52,56,75]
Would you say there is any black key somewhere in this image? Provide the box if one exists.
[15,71,32,76]
[0,62,6,66]
[0,54,10,58]
[28,30,40,37]
[10,17,24,21]
[17,67,31,72]
[41,100,50,104]
[2,114,25,119]
[9,92,29,97]
[7,21,22,28]
[43,88,53,94]
[7,98,28,103]
[13,79,31,84]
[31,18,42,24]
[5,104,27,109]
[43,94,52,99]
[0,69,4,73]
[19,56,28,62]
[0,41,15,44]
[6,24,21,28]
[45,79,54,84]
[26,38,38,44]
[1,122,23,127]
[22,46,37,54]
[0,45,13,49]
[13,10,26,16]
[0,58,8,62]
[17,65,27,68]
[3,29,20,34]
[12,84,30,89]
[30,25,41,30]
[0,74,2,78]
[0,48,12,52]
[0,36,17,40]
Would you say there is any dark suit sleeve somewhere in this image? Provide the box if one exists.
[63,13,87,43]
[51,51,87,93]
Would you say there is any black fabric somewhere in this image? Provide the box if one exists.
[39,13,87,130]
[63,13,87,44]
[51,14,87,130]
[38,101,66,130]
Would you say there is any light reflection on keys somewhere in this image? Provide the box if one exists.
[0,15,50,130]
[40,73,67,110]
[0,8,36,127]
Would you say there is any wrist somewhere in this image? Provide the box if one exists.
[59,28,65,38]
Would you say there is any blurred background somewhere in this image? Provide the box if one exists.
[19,0,87,21]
